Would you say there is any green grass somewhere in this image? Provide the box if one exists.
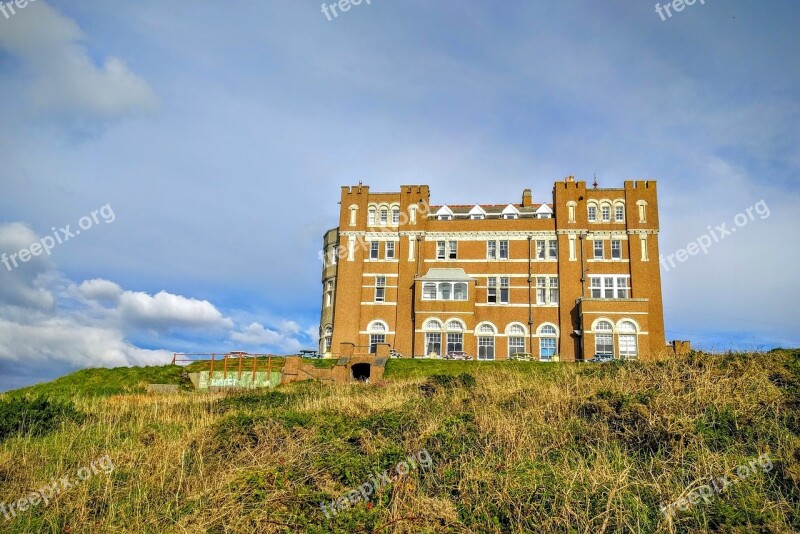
[384,357,563,379]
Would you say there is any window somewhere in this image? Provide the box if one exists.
[368,321,387,354]
[425,333,442,356]
[503,213,518,220]
[536,239,556,260]
[368,208,376,225]
[499,240,509,260]
[601,205,611,222]
[471,214,484,220]
[567,202,577,223]
[641,234,649,261]
[375,276,386,302]
[611,239,621,260]
[615,205,624,222]
[536,276,559,305]
[454,282,468,301]
[436,241,446,260]
[594,321,614,357]
[324,326,332,353]
[325,280,333,307]
[446,320,464,332]
[637,201,647,223]
[539,324,557,360]
[423,283,437,300]
[349,205,358,226]
[618,321,638,359]
[536,240,546,260]
[477,325,495,360]
[386,241,395,259]
[588,205,597,222]
[380,208,388,225]
[447,241,457,259]
[509,336,525,358]
[487,241,497,260]
[423,282,468,301]
[594,240,604,259]
[438,283,452,300]
[499,277,510,304]
[446,333,463,355]
[487,278,497,304]
[370,241,379,259]
[410,206,417,224]
[589,276,630,299]
[425,319,443,330]
[392,208,400,224]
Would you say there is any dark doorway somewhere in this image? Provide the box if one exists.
[351,363,371,382]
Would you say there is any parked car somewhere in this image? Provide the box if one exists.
[587,354,614,363]
[445,351,473,361]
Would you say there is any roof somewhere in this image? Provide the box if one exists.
[429,203,553,215]
[416,268,474,282]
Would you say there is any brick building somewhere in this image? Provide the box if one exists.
[319,177,671,362]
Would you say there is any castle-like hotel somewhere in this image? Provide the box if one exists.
[319,177,679,362]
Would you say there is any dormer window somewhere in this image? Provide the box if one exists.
[501,204,520,219]
[435,205,454,221]
[438,214,452,221]
[468,205,486,220]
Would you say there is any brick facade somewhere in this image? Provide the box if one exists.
[319,178,670,362]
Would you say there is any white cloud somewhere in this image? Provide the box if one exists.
[230,322,304,353]
[117,290,233,331]
[0,1,158,121]
[79,278,122,302]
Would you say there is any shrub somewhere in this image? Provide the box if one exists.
[0,395,85,443]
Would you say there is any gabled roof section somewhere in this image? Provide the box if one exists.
[501,204,520,215]
[435,205,454,217]
[535,204,553,215]
[468,205,486,216]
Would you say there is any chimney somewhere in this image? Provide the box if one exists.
[522,188,533,208]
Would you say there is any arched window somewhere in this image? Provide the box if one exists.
[349,205,358,226]
[380,207,388,225]
[601,202,611,222]
[368,321,388,354]
[614,202,625,222]
[477,323,496,360]
[446,320,464,332]
[538,324,558,360]
[368,207,377,225]
[587,203,598,222]
[445,320,464,355]
[507,323,526,358]
[424,319,443,331]
[392,207,400,225]
[323,326,333,353]
[637,200,648,223]
[424,319,442,356]
[618,320,638,359]
[594,320,614,358]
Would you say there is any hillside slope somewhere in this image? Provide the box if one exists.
[0,351,798,532]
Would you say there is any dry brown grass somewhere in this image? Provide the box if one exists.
[0,351,798,533]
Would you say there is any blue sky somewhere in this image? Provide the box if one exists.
[0,0,798,391]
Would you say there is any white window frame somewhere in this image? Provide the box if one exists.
[370,241,380,260]
[385,241,395,259]
[589,276,630,299]
[611,239,621,260]
[487,241,497,260]
[499,240,509,260]
[374,276,386,302]
[593,240,604,259]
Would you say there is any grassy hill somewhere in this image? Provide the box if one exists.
[0,351,798,532]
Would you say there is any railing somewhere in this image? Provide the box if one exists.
[171,352,276,382]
